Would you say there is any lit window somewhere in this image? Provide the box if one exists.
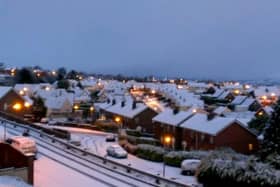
[248,144,253,151]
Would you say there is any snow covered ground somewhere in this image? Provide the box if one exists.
[34,156,108,187]
[0,176,31,187]
[50,126,199,186]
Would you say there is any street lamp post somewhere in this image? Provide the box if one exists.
[163,135,171,177]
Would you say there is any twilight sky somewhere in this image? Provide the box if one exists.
[1,0,280,80]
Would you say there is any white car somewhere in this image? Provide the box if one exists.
[106,145,128,158]
[40,118,49,124]
[181,159,201,176]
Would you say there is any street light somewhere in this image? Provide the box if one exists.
[163,135,172,177]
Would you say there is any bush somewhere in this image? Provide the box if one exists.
[197,151,280,187]
[136,144,165,162]
[126,129,141,137]
[126,135,160,146]
[266,153,280,169]
[164,151,209,167]
[119,140,138,154]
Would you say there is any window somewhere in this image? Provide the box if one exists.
[210,137,214,144]
[135,117,139,124]
[248,144,253,151]
[201,134,205,141]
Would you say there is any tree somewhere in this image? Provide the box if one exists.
[66,70,78,80]
[261,98,280,157]
[57,79,70,90]
[77,81,84,89]
[32,97,47,121]
[57,67,67,80]
[15,68,38,83]
[248,115,269,135]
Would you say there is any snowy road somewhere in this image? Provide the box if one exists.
[5,124,154,187]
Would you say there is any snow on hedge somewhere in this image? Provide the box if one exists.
[197,150,280,187]
[137,144,165,154]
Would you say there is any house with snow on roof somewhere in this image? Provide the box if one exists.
[0,87,33,117]
[179,113,259,154]
[98,96,158,133]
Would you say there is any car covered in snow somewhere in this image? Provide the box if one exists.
[106,144,127,158]
[40,117,49,124]
[105,134,116,142]
[181,159,201,175]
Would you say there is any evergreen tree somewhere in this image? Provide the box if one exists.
[262,98,280,157]
[248,115,269,135]
[57,79,70,90]
[32,97,47,121]
[15,68,38,83]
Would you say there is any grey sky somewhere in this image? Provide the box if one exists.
[1,0,280,80]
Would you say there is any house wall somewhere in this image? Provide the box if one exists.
[123,108,158,133]
[155,122,258,154]
[0,143,34,184]
[215,123,259,154]
[0,167,28,182]
[100,108,157,133]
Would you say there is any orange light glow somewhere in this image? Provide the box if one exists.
[13,103,22,111]
[24,102,31,108]
[115,117,121,123]
[164,136,171,145]
[90,106,94,112]
[73,105,79,110]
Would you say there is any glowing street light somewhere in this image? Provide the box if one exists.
[115,116,121,123]
[24,102,31,108]
[73,105,79,110]
[90,106,94,112]
[261,95,267,100]
[234,89,240,95]
[164,136,171,145]
[19,90,25,96]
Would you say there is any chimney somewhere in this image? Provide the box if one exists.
[207,113,216,121]
[121,101,125,107]
[132,101,136,110]
[173,107,179,115]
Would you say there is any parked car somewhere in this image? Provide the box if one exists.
[181,159,201,176]
[105,134,116,142]
[106,144,128,158]
[40,118,49,124]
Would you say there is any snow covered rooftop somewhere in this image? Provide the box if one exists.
[213,106,231,115]
[0,86,12,98]
[105,100,148,119]
[180,113,238,135]
[231,96,247,105]
[153,108,194,126]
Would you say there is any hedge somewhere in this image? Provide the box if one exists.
[197,151,280,187]
[136,144,165,162]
